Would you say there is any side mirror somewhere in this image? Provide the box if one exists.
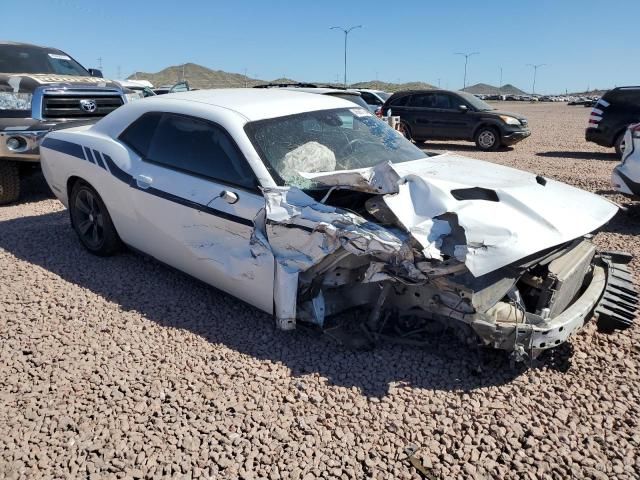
[88,68,103,78]
[458,105,468,113]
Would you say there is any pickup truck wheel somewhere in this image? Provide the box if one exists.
[614,133,626,158]
[475,127,501,151]
[69,181,122,256]
[0,161,21,205]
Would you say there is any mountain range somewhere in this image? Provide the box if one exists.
[127,63,438,92]
[461,83,527,95]
[129,63,542,95]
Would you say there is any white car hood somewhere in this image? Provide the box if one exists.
[301,153,619,277]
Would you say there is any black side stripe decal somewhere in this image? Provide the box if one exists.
[137,184,254,227]
[41,137,85,160]
[45,138,253,227]
[100,153,135,184]
[83,146,94,164]
[92,149,106,169]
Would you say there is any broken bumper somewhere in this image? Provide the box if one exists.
[491,253,637,355]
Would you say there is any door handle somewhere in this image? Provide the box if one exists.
[136,174,153,189]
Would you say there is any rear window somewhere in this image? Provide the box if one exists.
[602,88,640,108]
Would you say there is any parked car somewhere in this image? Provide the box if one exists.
[354,89,391,113]
[612,123,640,196]
[0,41,131,204]
[586,87,640,157]
[254,83,370,109]
[153,81,192,95]
[381,89,530,151]
[115,79,155,98]
[39,89,635,359]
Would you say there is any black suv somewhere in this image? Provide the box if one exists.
[586,86,640,157]
[381,89,530,151]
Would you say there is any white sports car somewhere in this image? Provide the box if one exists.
[40,89,637,360]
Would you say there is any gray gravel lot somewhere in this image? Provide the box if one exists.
[1,102,639,479]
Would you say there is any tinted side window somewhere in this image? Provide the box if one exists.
[433,94,454,109]
[144,113,257,189]
[409,93,434,107]
[390,95,409,107]
[119,112,162,157]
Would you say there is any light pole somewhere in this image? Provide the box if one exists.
[455,52,479,89]
[499,66,503,87]
[527,63,546,95]
[330,25,362,87]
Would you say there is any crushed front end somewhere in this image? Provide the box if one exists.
[290,233,637,360]
[257,155,637,359]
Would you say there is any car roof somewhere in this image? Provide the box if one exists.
[148,88,358,121]
[357,89,386,94]
[281,87,361,96]
[0,40,51,49]
[391,89,460,96]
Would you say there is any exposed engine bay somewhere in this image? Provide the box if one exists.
[255,156,637,360]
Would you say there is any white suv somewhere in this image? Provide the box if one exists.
[355,89,391,113]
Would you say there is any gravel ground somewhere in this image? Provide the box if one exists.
[1,102,639,480]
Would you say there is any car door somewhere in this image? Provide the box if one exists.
[385,93,411,121]
[406,93,436,139]
[118,111,275,314]
[424,93,473,140]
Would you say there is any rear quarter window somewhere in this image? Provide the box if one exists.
[119,112,162,157]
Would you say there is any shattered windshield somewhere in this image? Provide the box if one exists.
[245,107,428,188]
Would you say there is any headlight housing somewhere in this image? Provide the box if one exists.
[124,91,144,103]
[0,92,32,110]
[499,115,521,126]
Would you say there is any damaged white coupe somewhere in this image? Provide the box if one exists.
[40,89,637,360]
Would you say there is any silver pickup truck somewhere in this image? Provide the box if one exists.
[0,41,134,204]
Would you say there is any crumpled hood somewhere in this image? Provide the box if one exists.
[302,153,618,277]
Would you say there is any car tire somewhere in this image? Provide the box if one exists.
[0,161,21,205]
[614,132,626,158]
[398,121,412,141]
[69,180,122,256]
[475,127,501,151]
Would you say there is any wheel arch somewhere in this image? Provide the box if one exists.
[472,121,501,138]
[66,175,82,197]
[398,119,413,140]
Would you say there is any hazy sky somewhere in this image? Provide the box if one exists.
[4,0,636,93]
